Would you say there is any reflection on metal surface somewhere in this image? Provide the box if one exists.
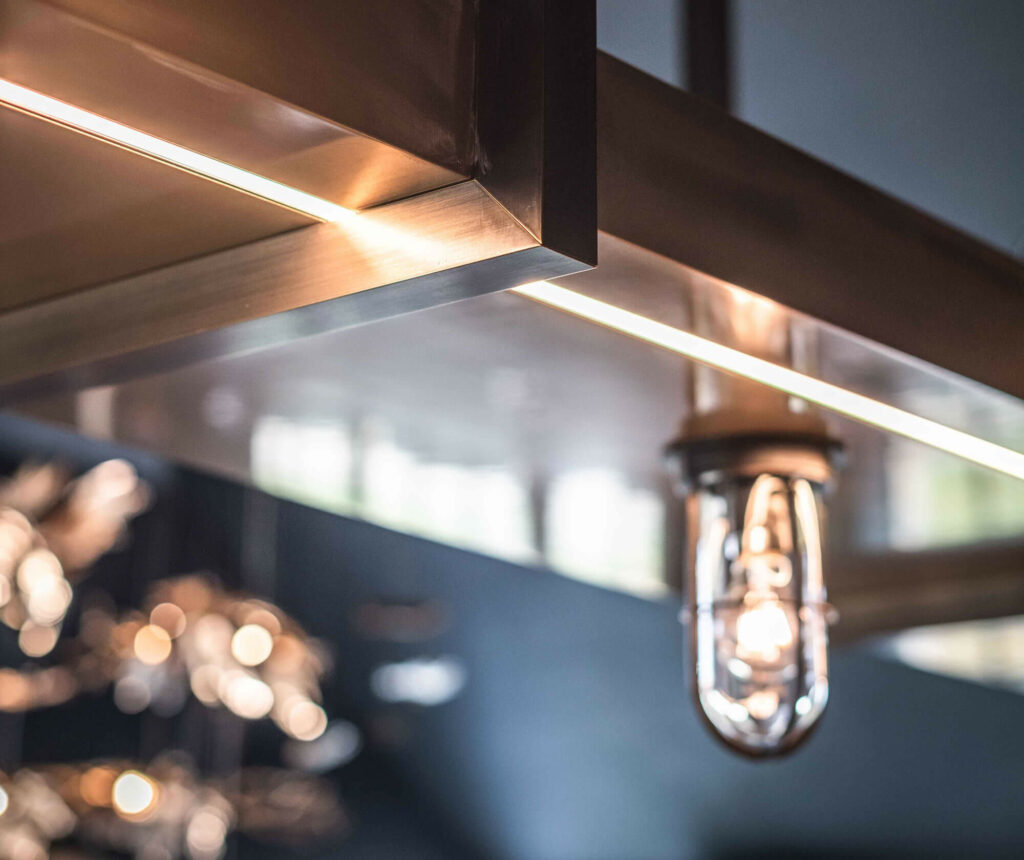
[250,414,669,594]
[0,105,313,314]
[0,180,571,398]
[596,53,1024,401]
[1,0,469,212]
[0,78,351,222]
[251,417,356,514]
[886,429,1024,551]
[513,281,1024,481]
[0,0,594,396]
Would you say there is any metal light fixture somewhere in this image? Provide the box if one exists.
[662,283,843,757]
[669,427,840,756]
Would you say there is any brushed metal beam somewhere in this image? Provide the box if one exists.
[830,541,1024,642]
[31,0,479,180]
[597,53,1024,401]
[0,0,467,211]
[0,0,595,392]
[0,181,587,402]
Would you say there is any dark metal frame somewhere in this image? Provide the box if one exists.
[597,53,1024,401]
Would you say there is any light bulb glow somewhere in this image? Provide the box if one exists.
[134,624,173,666]
[688,473,830,755]
[0,78,351,222]
[735,598,794,663]
[231,623,274,667]
[513,281,1024,481]
[112,771,158,818]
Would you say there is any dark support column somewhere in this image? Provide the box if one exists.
[686,0,732,110]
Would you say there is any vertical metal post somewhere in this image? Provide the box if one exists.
[686,0,733,110]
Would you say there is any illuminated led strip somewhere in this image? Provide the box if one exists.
[514,281,1024,481]
[0,78,350,222]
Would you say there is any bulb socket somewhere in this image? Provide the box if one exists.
[666,431,844,494]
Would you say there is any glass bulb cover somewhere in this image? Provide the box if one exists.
[688,472,830,756]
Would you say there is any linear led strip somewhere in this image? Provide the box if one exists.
[0,78,350,222]
[513,281,1024,481]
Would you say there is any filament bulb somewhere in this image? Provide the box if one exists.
[681,457,836,757]
[735,596,793,663]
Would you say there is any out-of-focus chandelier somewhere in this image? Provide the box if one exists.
[85,574,330,740]
[0,458,349,860]
[0,756,345,860]
[666,290,842,757]
[0,460,149,656]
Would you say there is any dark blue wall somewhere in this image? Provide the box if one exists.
[4,411,1024,858]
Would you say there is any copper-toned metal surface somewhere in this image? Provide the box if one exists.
[35,0,479,176]
[0,180,591,399]
[829,540,1024,642]
[0,107,313,312]
[477,0,597,263]
[0,0,466,211]
[597,53,1024,401]
[0,0,595,389]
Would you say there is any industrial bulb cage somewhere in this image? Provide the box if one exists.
[669,432,843,758]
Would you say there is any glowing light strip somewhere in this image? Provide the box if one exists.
[0,78,350,222]
[513,281,1024,481]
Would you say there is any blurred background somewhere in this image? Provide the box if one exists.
[1,1,1023,858]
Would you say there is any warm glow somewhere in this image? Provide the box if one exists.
[80,766,117,807]
[243,607,282,636]
[134,624,173,666]
[18,622,59,657]
[187,806,230,855]
[16,549,63,593]
[150,602,187,638]
[223,673,275,719]
[513,281,1024,481]
[194,614,233,659]
[0,78,350,222]
[190,664,222,706]
[744,689,780,720]
[112,771,158,818]
[736,599,794,663]
[25,577,72,625]
[231,623,275,667]
[282,699,329,741]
